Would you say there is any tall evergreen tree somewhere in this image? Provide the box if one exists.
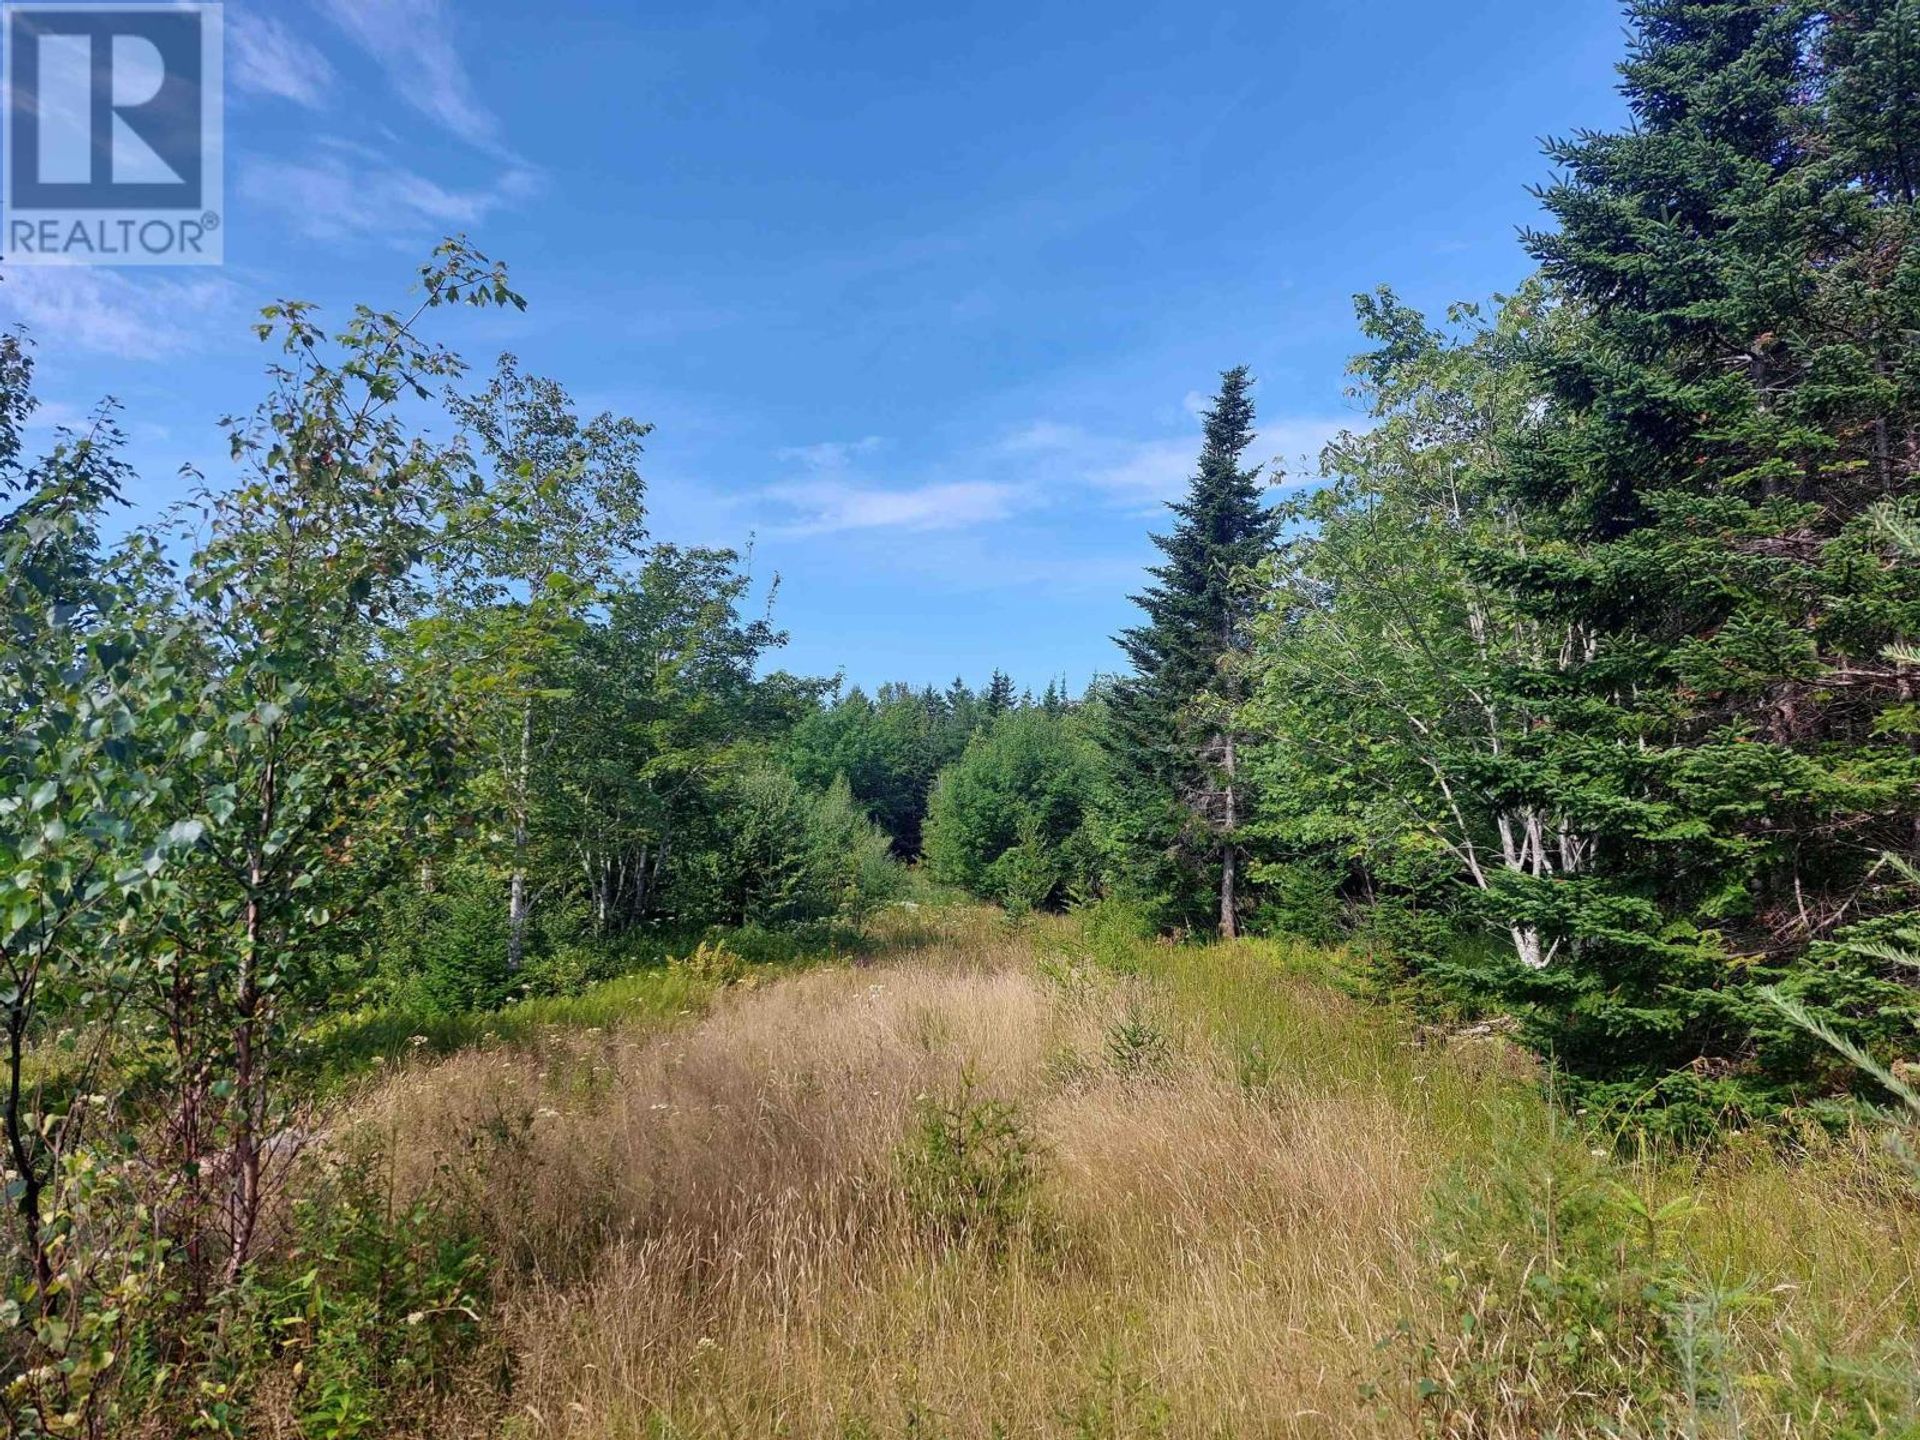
[984,669,1017,718]
[1478,0,1920,1125]
[1108,367,1282,935]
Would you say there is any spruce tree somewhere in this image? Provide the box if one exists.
[1482,0,1920,1127]
[1109,367,1281,935]
[984,668,1017,718]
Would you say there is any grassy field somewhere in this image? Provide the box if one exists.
[262,904,1920,1439]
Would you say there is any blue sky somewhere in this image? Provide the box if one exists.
[1,0,1630,692]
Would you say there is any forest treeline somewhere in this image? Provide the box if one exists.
[926,0,1920,1136]
[1,0,1919,1432]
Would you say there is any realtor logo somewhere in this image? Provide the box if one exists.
[2,2,223,264]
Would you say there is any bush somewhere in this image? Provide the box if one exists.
[117,1137,490,1440]
[897,1072,1040,1245]
[674,937,746,987]
[1246,860,1343,944]
[0,1148,168,1440]
[682,767,904,928]
[1395,1128,1696,1435]
[1074,896,1155,975]
[259,1153,489,1440]
[370,863,607,1014]
[924,710,1100,910]
[1104,1001,1173,1079]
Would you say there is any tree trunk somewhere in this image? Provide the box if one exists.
[507,698,532,973]
[227,862,264,1282]
[5,994,50,1297]
[1219,729,1239,940]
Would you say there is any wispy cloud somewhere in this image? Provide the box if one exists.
[1257,417,1351,480]
[1005,413,1350,504]
[763,477,1023,537]
[776,436,885,473]
[230,10,334,108]
[762,434,1023,535]
[239,146,538,245]
[0,269,238,360]
[317,0,502,151]
[1001,419,1082,452]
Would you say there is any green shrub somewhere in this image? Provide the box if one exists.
[986,817,1063,918]
[674,937,745,987]
[1103,1002,1173,1080]
[924,710,1100,911]
[1397,1128,1696,1435]
[260,1144,488,1439]
[681,768,903,928]
[115,1137,489,1440]
[1075,897,1155,975]
[0,1149,169,1440]
[897,1073,1040,1245]
[1246,859,1344,944]
[1058,1344,1170,1439]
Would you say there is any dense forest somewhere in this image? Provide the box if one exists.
[4,2,1920,1436]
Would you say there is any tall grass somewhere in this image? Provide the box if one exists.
[239,903,1920,1438]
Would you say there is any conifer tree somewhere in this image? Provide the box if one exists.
[1109,367,1281,935]
[1481,0,1920,1125]
[984,669,1017,718]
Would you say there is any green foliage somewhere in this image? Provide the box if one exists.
[0,387,196,1328]
[683,765,902,928]
[149,1137,489,1440]
[522,543,826,938]
[897,1073,1040,1245]
[1231,6,1920,1123]
[1245,860,1344,945]
[673,936,746,987]
[1476,1,1920,1120]
[1404,1130,1694,1435]
[368,862,517,1013]
[0,1149,169,1439]
[786,682,971,856]
[1104,366,1281,936]
[924,710,1100,911]
[1102,1001,1172,1080]
[1057,1345,1170,1440]
[0,240,915,1435]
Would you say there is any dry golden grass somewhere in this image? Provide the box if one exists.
[329,906,1920,1439]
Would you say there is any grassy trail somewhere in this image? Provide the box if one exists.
[333,906,1920,1438]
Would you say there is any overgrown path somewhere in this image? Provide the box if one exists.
[343,907,1918,1439]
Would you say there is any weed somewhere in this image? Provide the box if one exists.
[674,938,746,988]
[1058,1344,1170,1439]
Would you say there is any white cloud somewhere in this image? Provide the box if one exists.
[21,398,89,435]
[230,10,334,108]
[763,478,1022,537]
[239,147,538,245]
[762,434,1021,535]
[1000,419,1083,453]
[1257,417,1350,478]
[317,0,501,151]
[1006,412,1350,504]
[0,268,238,360]
[1082,437,1194,501]
[776,436,885,473]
